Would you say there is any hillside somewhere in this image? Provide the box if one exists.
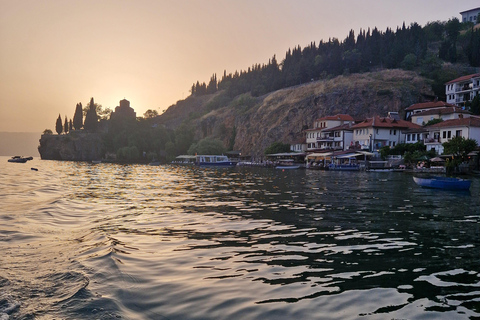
[156,69,434,157]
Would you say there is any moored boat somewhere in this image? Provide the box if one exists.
[413,176,471,190]
[195,155,236,167]
[8,156,31,163]
[275,159,300,170]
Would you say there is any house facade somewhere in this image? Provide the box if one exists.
[405,101,459,121]
[460,7,480,24]
[410,107,471,125]
[317,124,353,151]
[352,116,421,151]
[424,116,480,154]
[305,114,354,151]
[445,73,480,107]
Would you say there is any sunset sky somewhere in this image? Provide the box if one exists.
[1,0,478,133]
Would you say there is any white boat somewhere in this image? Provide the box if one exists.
[275,159,300,170]
[195,155,236,167]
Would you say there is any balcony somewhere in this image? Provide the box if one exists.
[424,138,440,144]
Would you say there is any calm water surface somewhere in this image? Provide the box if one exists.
[1,156,480,319]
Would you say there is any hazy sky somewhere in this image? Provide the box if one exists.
[1,0,478,133]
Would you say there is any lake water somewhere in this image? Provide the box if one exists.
[1,156,480,320]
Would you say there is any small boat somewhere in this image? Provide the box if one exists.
[195,155,236,167]
[275,159,300,170]
[8,156,30,163]
[148,160,160,166]
[413,176,471,190]
[91,160,102,164]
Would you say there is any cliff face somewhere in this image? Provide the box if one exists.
[160,69,434,157]
[38,132,104,161]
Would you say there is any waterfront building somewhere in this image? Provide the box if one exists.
[352,116,421,152]
[445,73,480,108]
[305,114,354,151]
[317,124,354,151]
[423,116,480,154]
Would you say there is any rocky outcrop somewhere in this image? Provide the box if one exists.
[38,132,105,161]
[167,69,434,157]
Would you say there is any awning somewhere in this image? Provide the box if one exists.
[335,153,363,159]
[306,152,333,160]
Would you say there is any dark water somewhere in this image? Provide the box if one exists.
[1,157,480,320]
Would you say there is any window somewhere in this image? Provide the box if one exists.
[407,134,411,142]
[417,134,421,141]
[447,131,451,138]
[443,131,447,139]
[393,130,396,135]
[393,142,396,147]
[376,129,379,134]
[456,130,462,137]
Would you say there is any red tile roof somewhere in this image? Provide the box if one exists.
[445,73,480,85]
[352,116,422,129]
[412,107,471,117]
[321,123,354,132]
[316,114,354,121]
[405,101,458,111]
[426,117,480,129]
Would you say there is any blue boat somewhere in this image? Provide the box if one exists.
[413,176,471,190]
[195,155,236,167]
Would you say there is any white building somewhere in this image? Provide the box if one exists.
[405,101,459,121]
[317,124,354,151]
[410,107,471,125]
[424,116,480,154]
[445,73,480,108]
[351,116,422,151]
[305,114,354,151]
[460,7,480,24]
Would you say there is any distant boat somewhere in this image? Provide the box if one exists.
[148,160,160,166]
[91,160,101,164]
[413,176,471,190]
[195,155,236,167]
[275,159,300,170]
[8,156,31,163]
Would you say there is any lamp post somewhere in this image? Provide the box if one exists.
[369,134,372,152]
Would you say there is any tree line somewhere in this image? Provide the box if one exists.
[190,18,480,102]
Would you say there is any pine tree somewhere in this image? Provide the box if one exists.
[55,114,63,135]
[69,119,73,131]
[73,102,83,130]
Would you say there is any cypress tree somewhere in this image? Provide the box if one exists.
[84,97,98,132]
[64,116,69,134]
[73,103,83,130]
[55,114,63,135]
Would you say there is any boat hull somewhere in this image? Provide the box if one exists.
[275,165,300,170]
[413,176,471,190]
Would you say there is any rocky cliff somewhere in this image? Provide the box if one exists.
[159,69,434,157]
[38,132,104,161]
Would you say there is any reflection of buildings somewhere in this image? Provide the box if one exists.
[110,99,136,121]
